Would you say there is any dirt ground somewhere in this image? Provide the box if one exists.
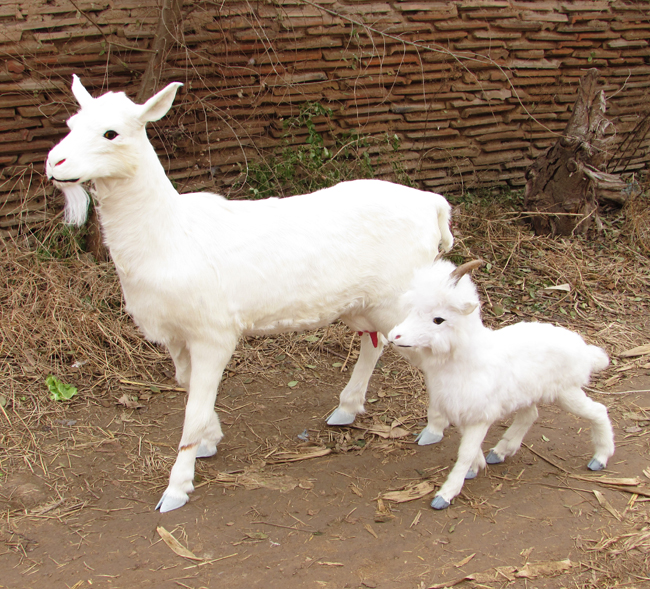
[2,344,649,589]
[1,196,649,589]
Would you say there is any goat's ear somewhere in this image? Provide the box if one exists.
[71,74,94,108]
[459,302,478,315]
[138,82,183,123]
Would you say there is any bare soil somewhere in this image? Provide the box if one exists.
[2,349,650,589]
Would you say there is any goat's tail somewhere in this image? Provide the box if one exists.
[437,200,454,253]
[588,345,610,374]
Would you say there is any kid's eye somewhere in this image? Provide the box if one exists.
[433,317,446,325]
[104,130,118,140]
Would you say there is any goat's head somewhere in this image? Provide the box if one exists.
[388,260,482,355]
[46,75,183,225]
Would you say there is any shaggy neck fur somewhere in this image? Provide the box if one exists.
[93,137,180,271]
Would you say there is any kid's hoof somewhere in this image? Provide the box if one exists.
[465,469,477,480]
[486,450,504,464]
[196,442,218,458]
[327,408,356,426]
[415,429,444,445]
[588,458,605,471]
[431,495,450,510]
[156,489,189,513]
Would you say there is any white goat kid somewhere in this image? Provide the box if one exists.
[388,260,614,510]
[46,76,454,513]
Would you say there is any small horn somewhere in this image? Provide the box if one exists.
[450,259,483,284]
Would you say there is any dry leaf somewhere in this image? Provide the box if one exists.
[351,423,411,439]
[364,524,378,539]
[520,547,534,560]
[429,559,572,588]
[514,558,573,578]
[211,469,299,492]
[350,484,363,497]
[269,447,331,463]
[156,526,202,561]
[454,553,476,568]
[570,475,641,486]
[619,343,650,357]
[381,480,436,503]
[593,490,622,521]
[543,283,571,292]
[116,393,144,409]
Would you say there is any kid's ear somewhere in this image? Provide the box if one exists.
[137,82,183,123]
[459,302,478,315]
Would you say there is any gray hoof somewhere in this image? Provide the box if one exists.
[588,458,605,471]
[486,450,504,464]
[431,495,450,510]
[327,407,356,426]
[465,469,477,480]
[196,442,217,458]
[156,490,189,513]
[415,428,444,446]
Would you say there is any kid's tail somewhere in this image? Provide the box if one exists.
[588,345,609,373]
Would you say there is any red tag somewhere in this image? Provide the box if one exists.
[357,330,379,348]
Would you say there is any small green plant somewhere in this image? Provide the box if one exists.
[45,375,78,401]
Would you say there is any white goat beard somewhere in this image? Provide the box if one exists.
[57,183,90,226]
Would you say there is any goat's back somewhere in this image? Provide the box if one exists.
[117,179,452,342]
[426,322,607,425]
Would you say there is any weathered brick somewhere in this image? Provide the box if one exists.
[465,10,519,19]
[482,140,531,152]
[472,149,525,165]
[399,4,458,19]
[461,104,517,117]
[474,30,522,40]
[607,38,649,49]
[522,11,568,22]
[433,19,485,30]
[560,2,610,11]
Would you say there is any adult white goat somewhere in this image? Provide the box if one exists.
[388,260,614,510]
[46,76,454,512]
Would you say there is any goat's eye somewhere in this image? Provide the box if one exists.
[433,317,446,325]
[103,130,118,140]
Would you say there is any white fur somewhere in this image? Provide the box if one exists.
[45,75,454,512]
[388,260,614,509]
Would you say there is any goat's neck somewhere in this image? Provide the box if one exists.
[93,142,179,266]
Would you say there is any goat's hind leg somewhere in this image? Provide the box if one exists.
[168,339,191,389]
[327,331,384,426]
[486,404,538,464]
[557,387,614,471]
[157,337,236,513]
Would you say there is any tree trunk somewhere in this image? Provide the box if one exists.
[523,68,627,236]
[136,0,184,104]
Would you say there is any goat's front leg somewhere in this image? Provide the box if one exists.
[431,422,490,510]
[167,339,218,458]
[327,331,385,426]
[157,337,237,513]
[416,394,450,445]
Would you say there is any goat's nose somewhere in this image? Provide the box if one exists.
[54,158,66,167]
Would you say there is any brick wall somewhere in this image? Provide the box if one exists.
[1,0,649,238]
